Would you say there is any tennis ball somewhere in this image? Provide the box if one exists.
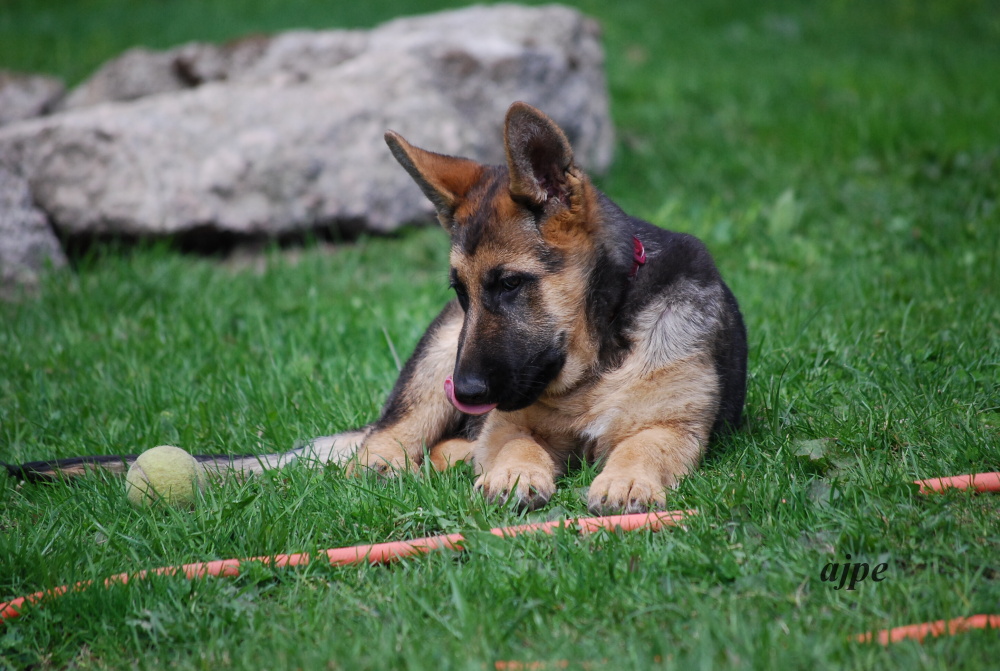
[126,445,206,508]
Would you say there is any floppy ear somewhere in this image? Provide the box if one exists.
[385,131,483,229]
[504,102,576,208]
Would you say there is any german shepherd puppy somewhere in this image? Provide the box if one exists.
[7,103,747,513]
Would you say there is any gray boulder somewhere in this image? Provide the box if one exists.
[0,71,64,127]
[0,166,66,291]
[0,4,613,240]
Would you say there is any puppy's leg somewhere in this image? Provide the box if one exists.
[473,418,562,510]
[428,438,475,471]
[349,301,464,475]
[587,423,707,514]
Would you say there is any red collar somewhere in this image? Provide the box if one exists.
[628,236,646,280]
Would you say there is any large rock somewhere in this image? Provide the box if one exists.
[0,71,64,127]
[0,4,613,239]
[0,166,66,290]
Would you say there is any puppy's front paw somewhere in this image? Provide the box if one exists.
[345,435,414,477]
[475,465,555,511]
[587,471,668,514]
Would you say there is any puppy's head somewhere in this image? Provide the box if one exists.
[386,102,601,413]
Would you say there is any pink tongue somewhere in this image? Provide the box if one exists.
[444,376,497,415]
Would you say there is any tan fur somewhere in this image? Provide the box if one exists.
[473,419,559,508]
[384,131,484,226]
[536,175,604,396]
[428,438,475,471]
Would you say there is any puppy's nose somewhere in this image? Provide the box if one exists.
[453,372,491,406]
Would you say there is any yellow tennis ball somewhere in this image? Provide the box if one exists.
[126,445,206,508]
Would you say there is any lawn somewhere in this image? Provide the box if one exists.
[2,0,999,669]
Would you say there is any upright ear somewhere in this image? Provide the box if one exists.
[504,102,576,208]
[385,131,483,229]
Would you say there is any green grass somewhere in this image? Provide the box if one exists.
[2,0,999,669]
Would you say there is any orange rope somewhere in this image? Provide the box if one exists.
[913,472,1000,494]
[856,614,1000,645]
[0,510,692,621]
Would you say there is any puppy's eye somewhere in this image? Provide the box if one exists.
[450,282,469,310]
[448,273,469,310]
[500,277,522,293]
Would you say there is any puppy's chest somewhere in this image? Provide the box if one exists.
[524,296,721,452]
[525,357,657,452]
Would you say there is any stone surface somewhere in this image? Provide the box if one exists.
[0,166,66,290]
[55,32,367,111]
[0,70,65,127]
[0,4,613,239]
[54,48,189,111]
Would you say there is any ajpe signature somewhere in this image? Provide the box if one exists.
[820,554,889,591]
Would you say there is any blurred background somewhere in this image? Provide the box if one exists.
[4,0,998,233]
